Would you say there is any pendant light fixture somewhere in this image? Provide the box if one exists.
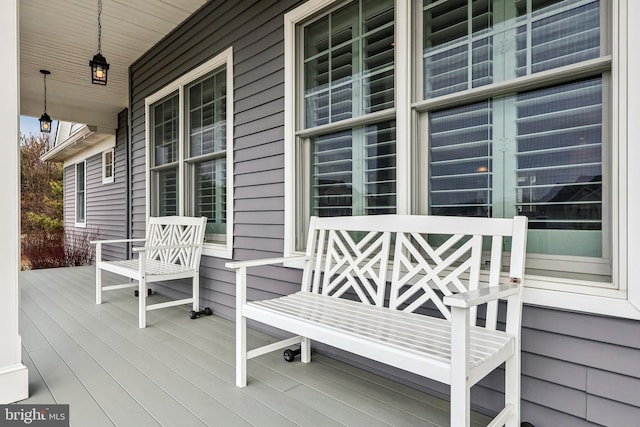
[90,0,109,85]
[39,70,52,133]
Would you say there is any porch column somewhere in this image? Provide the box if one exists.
[0,0,29,404]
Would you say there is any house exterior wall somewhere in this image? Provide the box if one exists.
[128,1,640,425]
[63,110,128,261]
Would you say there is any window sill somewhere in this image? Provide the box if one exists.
[524,287,640,320]
[202,243,232,259]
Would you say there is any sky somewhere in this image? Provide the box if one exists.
[20,115,58,140]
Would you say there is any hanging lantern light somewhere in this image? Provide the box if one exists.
[39,70,52,133]
[90,0,109,85]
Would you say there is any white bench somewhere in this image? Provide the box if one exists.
[93,216,207,328]
[227,214,528,427]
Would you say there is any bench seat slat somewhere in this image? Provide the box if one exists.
[101,259,195,278]
[247,292,514,371]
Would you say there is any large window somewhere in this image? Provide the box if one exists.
[286,0,629,309]
[75,161,86,226]
[300,0,397,222]
[146,48,234,258]
[418,0,610,279]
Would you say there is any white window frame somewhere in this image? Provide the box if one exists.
[75,160,86,228]
[144,47,234,259]
[284,0,640,319]
[102,148,114,184]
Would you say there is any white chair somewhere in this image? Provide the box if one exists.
[93,216,207,328]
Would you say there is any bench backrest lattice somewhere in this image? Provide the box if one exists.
[300,215,526,329]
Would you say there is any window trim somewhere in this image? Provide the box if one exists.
[284,0,640,319]
[102,148,114,184]
[144,47,234,259]
[75,160,86,228]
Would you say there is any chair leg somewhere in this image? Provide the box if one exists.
[139,277,147,329]
[96,266,102,305]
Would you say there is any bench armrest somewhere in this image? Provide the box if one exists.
[91,238,146,245]
[225,256,309,270]
[443,284,520,308]
[132,243,202,252]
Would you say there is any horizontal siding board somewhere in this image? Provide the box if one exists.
[235,155,284,175]
[235,99,285,128]
[521,376,587,418]
[235,169,283,187]
[522,402,601,427]
[524,305,640,350]
[587,368,640,407]
[234,197,284,212]
[233,237,283,254]
[521,352,587,390]
[523,328,640,378]
[586,395,640,427]
[235,183,284,200]
[235,211,284,225]
[234,128,284,150]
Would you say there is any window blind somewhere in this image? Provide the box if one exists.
[429,102,493,217]
[153,95,178,166]
[303,0,394,128]
[516,77,602,230]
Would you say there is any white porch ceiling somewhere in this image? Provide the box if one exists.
[20,0,208,130]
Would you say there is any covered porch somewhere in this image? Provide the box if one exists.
[20,266,491,426]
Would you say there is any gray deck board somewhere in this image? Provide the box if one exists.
[19,266,492,427]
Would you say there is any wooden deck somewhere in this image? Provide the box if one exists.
[18,266,491,427]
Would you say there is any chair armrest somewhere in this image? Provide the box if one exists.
[444,284,520,308]
[91,238,146,245]
[225,256,309,270]
[132,243,202,252]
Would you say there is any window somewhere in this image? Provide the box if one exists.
[417,0,610,280]
[102,148,114,184]
[286,0,640,316]
[75,161,86,226]
[145,47,234,258]
[289,0,396,248]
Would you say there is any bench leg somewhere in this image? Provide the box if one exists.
[193,273,200,312]
[505,351,521,426]
[96,266,102,305]
[139,277,147,329]
[451,306,471,427]
[301,337,311,363]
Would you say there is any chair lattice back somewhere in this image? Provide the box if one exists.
[146,217,207,269]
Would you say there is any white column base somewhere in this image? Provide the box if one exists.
[0,364,29,404]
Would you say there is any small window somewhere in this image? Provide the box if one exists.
[102,149,114,184]
[76,161,86,226]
